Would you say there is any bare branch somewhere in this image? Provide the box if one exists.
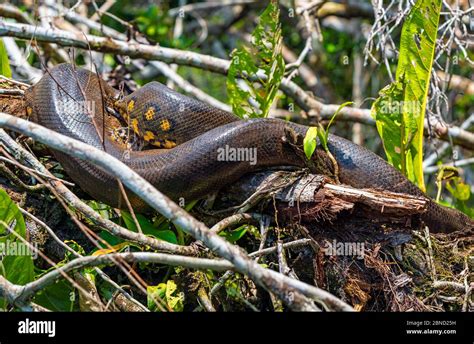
[168,0,256,17]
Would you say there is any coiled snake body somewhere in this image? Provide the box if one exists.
[25,64,474,234]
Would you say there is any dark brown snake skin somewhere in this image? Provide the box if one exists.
[24,63,474,234]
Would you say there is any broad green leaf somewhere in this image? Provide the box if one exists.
[121,211,178,244]
[147,283,166,311]
[1,255,34,286]
[226,0,285,118]
[227,49,259,118]
[446,179,471,201]
[434,168,473,218]
[31,241,85,311]
[165,280,184,311]
[34,280,78,311]
[153,230,178,244]
[303,127,318,160]
[147,280,184,312]
[0,189,34,285]
[371,0,442,192]
[446,179,474,218]
[99,230,124,246]
[0,189,26,238]
[219,225,249,243]
[121,211,156,234]
[0,189,35,309]
[0,38,11,78]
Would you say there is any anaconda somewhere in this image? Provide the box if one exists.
[24,63,474,234]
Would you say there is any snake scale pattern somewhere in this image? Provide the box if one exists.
[24,64,474,234]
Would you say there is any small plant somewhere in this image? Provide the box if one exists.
[303,101,353,180]
[226,0,285,119]
[435,166,474,217]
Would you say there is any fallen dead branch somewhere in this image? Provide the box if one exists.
[221,171,428,225]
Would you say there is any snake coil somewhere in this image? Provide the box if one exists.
[25,64,474,234]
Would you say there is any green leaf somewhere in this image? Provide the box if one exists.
[1,255,34,286]
[445,178,474,218]
[317,123,328,152]
[165,280,184,311]
[226,0,285,119]
[446,179,471,201]
[0,38,12,78]
[87,200,112,220]
[303,127,318,160]
[219,225,249,243]
[434,168,473,218]
[33,280,78,311]
[121,211,155,234]
[0,189,26,238]
[303,101,352,160]
[0,189,35,309]
[147,283,165,311]
[154,230,178,244]
[371,0,442,192]
[121,211,177,244]
[147,280,184,312]
[227,49,259,118]
[98,230,124,247]
[0,189,34,285]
